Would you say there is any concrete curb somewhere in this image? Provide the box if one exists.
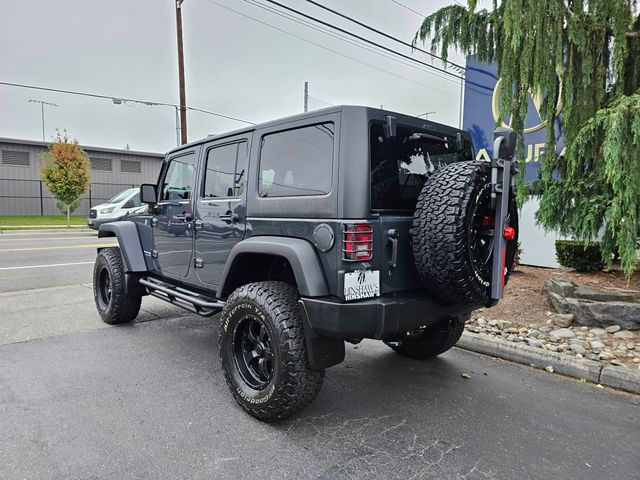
[458,331,640,395]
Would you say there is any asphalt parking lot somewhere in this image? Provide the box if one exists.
[0,231,638,479]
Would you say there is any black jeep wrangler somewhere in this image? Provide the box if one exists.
[93,106,518,421]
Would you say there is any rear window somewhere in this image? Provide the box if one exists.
[258,123,334,197]
[370,121,473,211]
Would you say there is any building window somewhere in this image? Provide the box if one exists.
[258,123,334,197]
[121,160,141,174]
[1,150,30,166]
[91,157,112,171]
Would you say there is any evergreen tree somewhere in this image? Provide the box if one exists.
[414,0,640,278]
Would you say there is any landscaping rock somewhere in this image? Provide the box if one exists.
[590,340,605,350]
[550,313,574,327]
[569,344,586,355]
[550,328,576,340]
[605,325,621,333]
[546,280,640,330]
[527,339,544,349]
[573,284,638,303]
[544,279,577,298]
[590,328,607,337]
[613,330,635,339]
[569,338,589,348]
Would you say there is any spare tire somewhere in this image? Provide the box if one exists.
[412,161,518,306]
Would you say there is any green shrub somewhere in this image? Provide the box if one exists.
[555,240,604,271]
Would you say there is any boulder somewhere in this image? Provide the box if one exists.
[544,279,577,298]
[546,279,640,331]
[573,284,638,303]
[550,313,574,327]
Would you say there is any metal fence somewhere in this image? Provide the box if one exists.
[0,178,139,216]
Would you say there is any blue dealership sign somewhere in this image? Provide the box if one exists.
[462,56,564,182]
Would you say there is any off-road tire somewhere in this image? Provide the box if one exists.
[219,281,325,422]
[387,315,467,359]
[93,247,142,325]
[412,161,518,306]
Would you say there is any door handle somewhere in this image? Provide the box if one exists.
[387,229,399,268]
[219,211,238,223]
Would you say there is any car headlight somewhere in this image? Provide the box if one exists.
[100,207,115,214]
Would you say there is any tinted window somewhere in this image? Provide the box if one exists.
[370,121,473,210]
[161,154,196,201]
[259,123,334,197]
[203,141,247,198]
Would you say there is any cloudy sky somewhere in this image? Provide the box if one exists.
[1,0,469,153]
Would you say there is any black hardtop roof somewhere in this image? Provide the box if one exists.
[165,105,466,156]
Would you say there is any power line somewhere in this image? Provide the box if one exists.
[261,0,464,80]
[202,0,458,96]
[0,81,255,125]
[389,0,428,18]
[241,0,460,88]
[304,0,465,72]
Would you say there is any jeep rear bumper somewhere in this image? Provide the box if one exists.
[299,291,476,340]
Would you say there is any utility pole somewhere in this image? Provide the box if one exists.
[176,0,188,144]
[303,81,309,113]
[28,99,58,141]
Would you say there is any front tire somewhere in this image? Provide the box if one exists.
[219,281,324,422]
[93,247,142,325]
[386,315,467,359]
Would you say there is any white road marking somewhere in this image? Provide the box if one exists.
[0,261,95,271]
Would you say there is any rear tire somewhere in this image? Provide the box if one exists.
[219,281,324,422]
[387,315,467,359]
[412,161,518,306]
[93,247,142,324]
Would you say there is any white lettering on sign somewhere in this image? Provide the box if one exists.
[344,270,380,301]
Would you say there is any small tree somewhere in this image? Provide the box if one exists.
[40,130,91,227]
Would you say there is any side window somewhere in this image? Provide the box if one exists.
[161,153,196,201]
[203,141,248,198]
[130,193,141,207]
[258,123,334,197]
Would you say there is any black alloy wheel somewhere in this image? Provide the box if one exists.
[233,315,275,390]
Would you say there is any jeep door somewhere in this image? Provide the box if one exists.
[193,135,250,287]
[152,150,197,278]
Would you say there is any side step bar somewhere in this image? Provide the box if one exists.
[139,277,225,317]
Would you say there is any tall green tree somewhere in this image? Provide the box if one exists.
[40,130,91,227]
[414,0,640,277]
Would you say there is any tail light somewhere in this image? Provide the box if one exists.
[343,223,373,261]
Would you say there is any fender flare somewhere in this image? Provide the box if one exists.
[218,236,329,298]
[98,221,147,272]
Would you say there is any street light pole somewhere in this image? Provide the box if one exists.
[28,99,58,141]
[176,0,188,145]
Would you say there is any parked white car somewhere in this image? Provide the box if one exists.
[87,188,145,230]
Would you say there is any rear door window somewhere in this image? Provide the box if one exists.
[370,121,473,211]
[203,141,248,199]
[258,123,334,197]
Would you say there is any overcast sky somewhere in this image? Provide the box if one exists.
[1,0,469,153]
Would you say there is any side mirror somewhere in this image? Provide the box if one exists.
[493,127,517,161]
[140,184,158,204]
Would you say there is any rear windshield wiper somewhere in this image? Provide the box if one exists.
[408,131,465,151]
[408,132,449,143]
